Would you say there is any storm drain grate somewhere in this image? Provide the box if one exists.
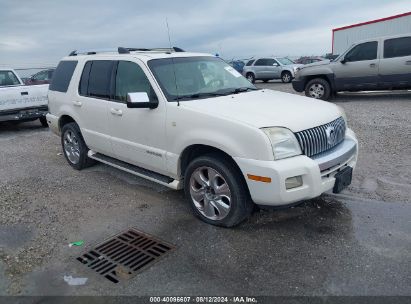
[77,228,175,283]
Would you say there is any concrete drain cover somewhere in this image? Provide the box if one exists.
[77,228,175,283]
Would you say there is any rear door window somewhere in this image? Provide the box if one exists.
[49,61,78,92]
[254,59,268,66]
[86,61,114,99]
[384,37,411,58]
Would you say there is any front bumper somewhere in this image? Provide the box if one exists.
[292,78,305,92]
[0,106,48,122]
[234,129,358,206]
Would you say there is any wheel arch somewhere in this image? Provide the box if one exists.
[303,73,336,91]
[179,144,250,196]
[58,114,77,131]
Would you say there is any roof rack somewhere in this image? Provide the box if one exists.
[69,47,185,56]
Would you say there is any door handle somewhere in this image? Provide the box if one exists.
[72,100,82,107]
[369,63,377,68]
[110,108,123,116]
[20,91,28,96]
[406,61,411,65]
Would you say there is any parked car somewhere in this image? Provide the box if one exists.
[293,34,411,100]
[47,47,358,227]
[295,56,326,65]
[242,57,303,83]
[25,68,55,85]
[0,68,49,126]
[228,60,245,73]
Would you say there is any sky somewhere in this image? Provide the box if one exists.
[1,0,410,68]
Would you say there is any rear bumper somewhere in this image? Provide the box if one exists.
[0,106,48,122]
[46,113,60,135]
[292,79,305,92]
[234,129,358,206]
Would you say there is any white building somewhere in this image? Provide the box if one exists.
[332,12,411,55]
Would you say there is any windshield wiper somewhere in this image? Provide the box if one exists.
[228,87,258,95]
[173,92,226,101]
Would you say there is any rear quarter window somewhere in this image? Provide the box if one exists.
[384,37,411,58]
[49,61,78,92]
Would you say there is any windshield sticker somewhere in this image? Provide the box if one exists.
[224,66,242,78]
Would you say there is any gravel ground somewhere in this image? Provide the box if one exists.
[0,84,410,297]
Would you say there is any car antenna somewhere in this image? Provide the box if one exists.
[166,18,180,106]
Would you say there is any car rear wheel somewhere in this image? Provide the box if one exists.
[61,122,95,170]
[305,78,331,100]
[281,71,292,83]
[184,154,253,227]
[246,73,255,83]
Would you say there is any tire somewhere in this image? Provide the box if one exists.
[184,153,253,227]
[61,122,95,170]
[305,78,331,100]
[281,71,292,83]
[246,73,255,83]
[39,116,48,128]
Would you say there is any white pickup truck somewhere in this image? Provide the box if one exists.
[0,68,48,126]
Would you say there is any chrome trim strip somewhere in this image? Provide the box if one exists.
[312,138,357,172]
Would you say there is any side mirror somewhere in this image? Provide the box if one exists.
[127,92,158,109]
[341,57,347,64]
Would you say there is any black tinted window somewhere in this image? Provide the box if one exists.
[265,59,276,66]
[115,61,157,103]
[79,61,92,96]
[384,37,411,58]
[87,61,113,99]
[345,42,378,62]
[255,59,268,66]
[246,60,255,66]
[49,61,77,92]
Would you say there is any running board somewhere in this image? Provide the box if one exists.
[88,151,182,190]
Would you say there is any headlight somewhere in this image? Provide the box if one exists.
[262,127,302,160]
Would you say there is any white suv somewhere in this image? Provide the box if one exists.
[47,47,358,227]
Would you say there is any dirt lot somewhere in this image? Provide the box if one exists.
[0,82,410,298]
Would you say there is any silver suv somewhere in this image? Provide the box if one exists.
[293,34,411,100]
[242,57,302,83]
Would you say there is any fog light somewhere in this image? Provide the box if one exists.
[285,176,303,189]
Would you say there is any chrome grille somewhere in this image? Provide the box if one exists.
[295,117,346,157]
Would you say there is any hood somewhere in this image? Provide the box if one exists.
[181,89,342,132]
[301,59,331,69]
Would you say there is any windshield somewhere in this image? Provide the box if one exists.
[276,58,294,65]
[148,56,256,101]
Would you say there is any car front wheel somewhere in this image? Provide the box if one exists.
[184,154,253,227]
[305,78,331,100]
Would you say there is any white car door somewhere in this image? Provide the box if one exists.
[75,60,114,156]
[106,60,167,174]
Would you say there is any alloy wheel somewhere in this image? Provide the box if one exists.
[63,130,80,164]
[189,166,231,221]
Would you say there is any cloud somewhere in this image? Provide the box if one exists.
[0,0,410,67]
